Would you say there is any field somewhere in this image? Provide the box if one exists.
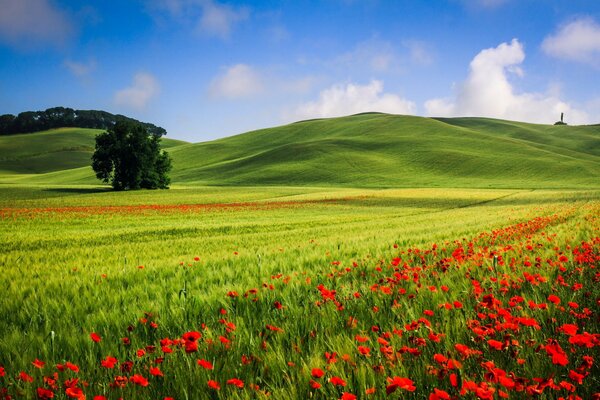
[0,185,598,399]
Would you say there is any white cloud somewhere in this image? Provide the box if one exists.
[403,40,434,66]
[64,59,96,77]
[542,17,600,66]
[197,0,249,39]
[148,0,248,39]
[290,80,416,120]
[114,72,160,110]
[0,0,73,48]
[425,39,589,124]
[209,64,263,99]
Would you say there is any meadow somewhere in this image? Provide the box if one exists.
[0,184,598,399]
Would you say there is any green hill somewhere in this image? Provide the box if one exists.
[1,114,599,188]
[0,128,187,175]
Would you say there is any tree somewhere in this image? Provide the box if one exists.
[92,121,172,190]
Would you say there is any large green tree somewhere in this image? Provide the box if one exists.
[92,121,172,190]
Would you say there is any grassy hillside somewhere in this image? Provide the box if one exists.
[1,114,598,188]
[167,113,599,188]
[0,128,187,175]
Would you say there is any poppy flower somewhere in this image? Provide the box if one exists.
[32,359,45,369]
[340,393,357,400]
[429,388,451,400]
[386,376,416,394]
[310,380,321,389]
[207,380,220,390]
[36,388,54,399]
[365,387,376,395]
[19,371,34,383]
[65,387,85,399]
[227,378,244,388]
[100,356,117,369]
[149,367,163,377]
[130,374,149,387]
[197,359,213,370]
[311,368,324,378]
[329,376,346,387]
[90,333,101,343]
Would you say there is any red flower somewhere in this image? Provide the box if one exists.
[386,376,416,394]
[429,388,451,400]
[65,362,79,373]
[149,367,163,377]
[182,331,201,342]
[130,374,149,387]
[32,359,45,369]
[330,376,346,387]
[65,387,85,399]
[93,396,107,400]
[548,295,561,305]
[227,378,244,388]
[311,368,324,378]
[358,346,371,356]
[19,371,34,383]
[90,332,101,343]
[559,324,578,336]
[488,339,504,350]
[365,387,376,395]
[545,341,569,366]
[36,387,54,399]
[310,380,321,389]
[100,356,117,369]
[340,393,357,400]
[207,380,221,390]
[197,359,213,370]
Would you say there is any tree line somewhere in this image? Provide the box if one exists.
[0,107,166,136]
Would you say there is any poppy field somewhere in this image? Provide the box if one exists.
[0,186,598,399]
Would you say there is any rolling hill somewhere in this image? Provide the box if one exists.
[1,113,598,188]
[0,128,187,175]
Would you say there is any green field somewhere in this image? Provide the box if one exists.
[0,185,599,399]
[0,115,599,399]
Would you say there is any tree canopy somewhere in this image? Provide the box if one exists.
[0,107,166,136]
[92,121,172,190]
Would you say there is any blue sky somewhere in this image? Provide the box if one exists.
[0,0,599,141]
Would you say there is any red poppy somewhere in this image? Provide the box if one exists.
[36,387,54,399]
[19,371,34,383]
[310,380,321,389]
[207,380,220,390]
[100,356,117,369]
[227,378,244,388]
[130,374,149,387]
[90,332,101,343]
[32,359,45,369]
[149,367,163,377]
[65,387,85,399]
[340,393,356,400]
[429,388,451,400]
[197,359,213,370]
[386,376,416,394]
[311,368,324,378]
[330,376,346,387]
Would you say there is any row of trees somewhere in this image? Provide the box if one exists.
[0,107,166,136]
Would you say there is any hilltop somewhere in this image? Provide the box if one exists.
[0,113,598,188]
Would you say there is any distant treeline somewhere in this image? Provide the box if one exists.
[0,107,166,136]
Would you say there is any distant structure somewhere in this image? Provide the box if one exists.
[554,112,567,126]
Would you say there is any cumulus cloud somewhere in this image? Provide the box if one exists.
[0,0,73,48]
[290,80,416,120]
[114,72,160,110]
[542,17,600,66]
[64,59,96,77]
[148,0,248,39]
[209,64,263,99]
[425,39,589,124]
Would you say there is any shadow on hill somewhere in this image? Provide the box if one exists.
[43,187,111,195]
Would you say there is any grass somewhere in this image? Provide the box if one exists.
[0,185,598,399]
[1,114,598,188]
